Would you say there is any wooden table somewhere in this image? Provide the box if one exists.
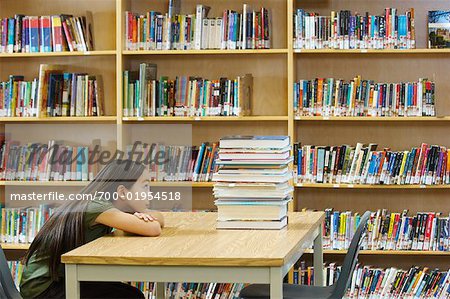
[62,211,325,299]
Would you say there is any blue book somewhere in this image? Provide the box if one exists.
[76,147,83,181]
[40,16,52,52]
[7,18,15,53]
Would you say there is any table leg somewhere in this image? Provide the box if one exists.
[270,267,283,298]
[156,282,165,299]
[65,264,80,299]
[313,226,324,287]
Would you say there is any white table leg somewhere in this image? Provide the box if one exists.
[270,267,283,298]
[313,226,324,286]
[65,264,80,299]
[156,282,165,299]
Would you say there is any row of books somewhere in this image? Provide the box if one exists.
[1,205,54,244]
[125,2,271,51]
[126,142,218,182]
[123,64,252,117]
[290,262,450,299]
[293,8,416,50]
[165,282,245,299]
[0,140,98,181]
[0,13,93,53]
[213,136,293,230]
[294,143,450,185]
[7,261,22,290]
[294,77,436,118]
[1,64,104,118]
[322,209,450,252]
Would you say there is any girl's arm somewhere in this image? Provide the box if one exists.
[95,208,162,236]
[145,210,165,228]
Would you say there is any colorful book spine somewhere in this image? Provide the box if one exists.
[126,142,218,182]
[123,66,252,117]
[1,205,54,244]
[295,142,450,185]
[125,4,271,51]
[0,14,92,53]
[320,209,450,252]
[0,140,99,181]
[294,77,436,117]
[294,8,415,50]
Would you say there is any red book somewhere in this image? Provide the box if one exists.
[51,15,63,52]
[423,212,435,250]
[61,16,75,51]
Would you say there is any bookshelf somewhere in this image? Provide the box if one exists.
[0,0,448,276]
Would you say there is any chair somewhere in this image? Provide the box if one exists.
[239,211,372,299]
[0,245,22,299]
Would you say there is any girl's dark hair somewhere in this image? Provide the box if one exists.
[24,159,146,280]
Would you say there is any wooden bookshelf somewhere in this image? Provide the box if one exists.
[295,116,450,122]
[303,249,450,256]
[0,243,31,250]
[294,49,450,54]
[295,183,450,189]
[0,50,117,58]
[123,116,289,122]
[123,49,289,55]
[0,0,448,275]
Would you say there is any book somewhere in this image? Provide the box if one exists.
[216,199,290,221]
[219,135,290,149]
[216,216,288,230]
[294,8,415,50]
[428,10,450,49]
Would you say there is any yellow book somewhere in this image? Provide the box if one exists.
[398,151,409,183]
[387,213,395,244]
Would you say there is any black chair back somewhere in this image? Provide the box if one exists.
[330,211,371,299]
[0,246,22,299]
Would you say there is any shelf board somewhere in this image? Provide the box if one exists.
[294,116,450,122]
[0,50,116,58]
[294,49,450,54]
[123,116,288,122]
[149,182,213,187]
[0,243,30,250]
[295,183,450,189]
[0,116,117,123]
[0,181,89,187]
[123,49,288,55]
[0,181,213,187]
[303,249,450,256]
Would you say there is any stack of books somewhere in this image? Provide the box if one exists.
[213,136,293,230]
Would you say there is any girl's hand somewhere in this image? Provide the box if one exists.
[133,212,156,222]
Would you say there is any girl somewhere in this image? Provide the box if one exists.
[20,159,164,299]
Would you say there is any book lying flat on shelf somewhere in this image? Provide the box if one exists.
[428,10,450,49]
